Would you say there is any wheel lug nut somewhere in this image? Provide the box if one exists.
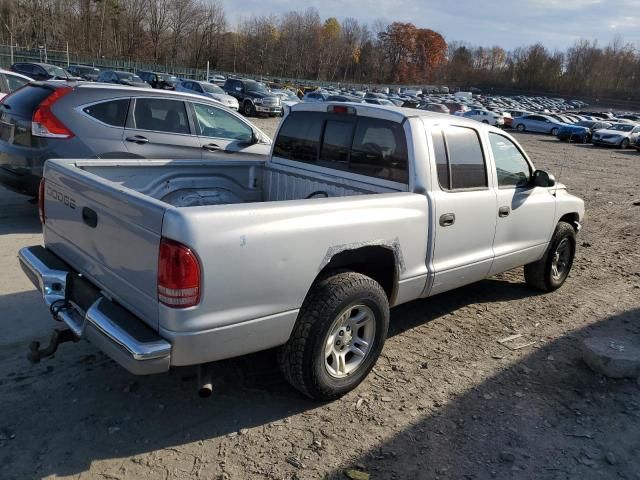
[338,331,344,336]
[346,326,351,331]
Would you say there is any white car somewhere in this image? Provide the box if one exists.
[463,109,505,126]
[0,69,33,100]
[591,123,640,149]
[272,89,300,114]
[176,80,239,111]
[208,74,226,86]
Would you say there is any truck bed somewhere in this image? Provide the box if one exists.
[42,158,427,359]
[69,158,404,207]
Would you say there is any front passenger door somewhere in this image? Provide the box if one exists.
[488,132,555,275]
[123,97,202,159]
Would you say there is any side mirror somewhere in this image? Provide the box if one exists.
[532,169,556,188]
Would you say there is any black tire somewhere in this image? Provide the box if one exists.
[278,271,390,401]
[516,124,525,132]
[620,138,629,149]
[551,127,559,136]
[243,101,255,117]
[524,222,576,292]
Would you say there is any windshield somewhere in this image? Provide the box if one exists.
[246,81,268,93]
[158,73,177,82]
[75,66,98,73]
[610,124,633,132]
[45,65,70,77]
[202,83,224,94]
[116,72,143,82]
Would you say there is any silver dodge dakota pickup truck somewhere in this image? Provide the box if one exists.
[20,103,584,400]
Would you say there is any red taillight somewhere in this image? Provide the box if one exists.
[38,179,45,224]
[32,87,74,139]
[158,238,201,308]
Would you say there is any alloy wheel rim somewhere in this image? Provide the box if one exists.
[324,304,376,379]
[551,238,571,280]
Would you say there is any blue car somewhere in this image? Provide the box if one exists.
[512,114,569,135]
[557,120,612,143]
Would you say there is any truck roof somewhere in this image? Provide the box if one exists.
[290,102,488,129]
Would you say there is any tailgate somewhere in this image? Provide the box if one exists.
[42,160,167,329]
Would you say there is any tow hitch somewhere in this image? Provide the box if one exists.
[27,328,78,364]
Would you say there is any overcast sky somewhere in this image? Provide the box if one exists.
[224,0,640,50]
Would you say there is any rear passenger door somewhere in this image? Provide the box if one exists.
[428,124,497,295]
[77,98,130,155]
[123,97,201,159]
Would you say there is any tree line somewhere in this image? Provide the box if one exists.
[1,0,639,99]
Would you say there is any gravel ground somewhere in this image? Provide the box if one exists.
[1,117,639,480]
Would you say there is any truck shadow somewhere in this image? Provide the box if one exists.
[326,307,640,479]
[0,275,556,479]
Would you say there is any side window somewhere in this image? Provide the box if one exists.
[435,126,487,190]
[273,111,324,162]
[489,133,531,188]
[446,127,487,189]
[133,98,190,134]
[431,127,449,189]
[83,99,129,127]
[193,103,252,142]
[350,117,408,183]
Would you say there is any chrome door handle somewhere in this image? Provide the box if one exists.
[439,213,455,227]
[125,135,148,145]
[498,206,511,218]
[202,143,221,152]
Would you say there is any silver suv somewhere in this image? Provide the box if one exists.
[0,82,272,196]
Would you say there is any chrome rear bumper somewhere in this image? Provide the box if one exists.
[19,246,171,375]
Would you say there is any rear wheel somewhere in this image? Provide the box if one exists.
[278,271,390,401]
[620,138,630,149]
[551,127,559,136]
[524,222,576,292]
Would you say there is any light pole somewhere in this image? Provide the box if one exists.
[2,20,14,65]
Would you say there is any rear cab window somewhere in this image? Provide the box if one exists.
[274,111,409,184]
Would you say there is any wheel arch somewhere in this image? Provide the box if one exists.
[313,245,399,304]
[558,212,581,232]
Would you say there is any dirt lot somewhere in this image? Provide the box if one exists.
[1,118,639,480]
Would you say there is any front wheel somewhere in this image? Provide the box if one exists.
[243,101,255,117]
[620,138,630,149]
[516,124,525,132]
[524,222,576,292]
[278,271,390,401]
[551,127,559,136]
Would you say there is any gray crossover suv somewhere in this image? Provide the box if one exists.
[0,82,272,196]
